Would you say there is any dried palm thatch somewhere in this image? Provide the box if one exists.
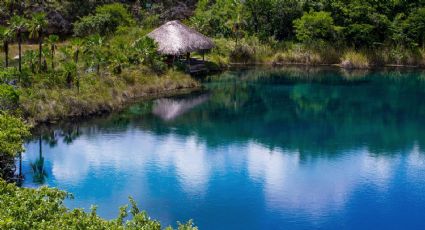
[147,20,214,55]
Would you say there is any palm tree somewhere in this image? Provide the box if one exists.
[9,15,27,75]
[4,0,18,15]
[0,26,14,67]
[45,35,59,70]
[23,50,37,73]
[59,46,77,88]
[28,12,48,71]
[71,38,84,92]
[85,34,106,75]
[63,61,77,88]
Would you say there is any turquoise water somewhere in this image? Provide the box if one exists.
[22,67,425,229]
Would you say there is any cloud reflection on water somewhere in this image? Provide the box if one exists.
[22,130,422,221]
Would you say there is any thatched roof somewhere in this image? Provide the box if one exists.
[147,20,214,55]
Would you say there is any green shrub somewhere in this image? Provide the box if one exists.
[229,44,255,63]
[294,11,342,44]
[0,84,19,110]
[0,180,197,229]
[131,36,166,74]
[0,68,19,84]
[73,3,135,37]
[0,114,30,157]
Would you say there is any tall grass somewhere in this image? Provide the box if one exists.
[207,37,425,69]
[340,51,370,69]
[19,68,199,124]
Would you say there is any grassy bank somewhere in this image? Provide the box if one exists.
[204,37,425,69]
[20,68,199,125]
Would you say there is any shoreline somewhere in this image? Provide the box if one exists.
[228,62,425,69]
[28,86,203,128]
[23,63,425,128]
[21,71,202,127]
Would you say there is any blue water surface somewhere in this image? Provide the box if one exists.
[22,67,425,229]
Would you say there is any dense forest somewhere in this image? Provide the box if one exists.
[0,1,424,68]
[1,0,424,48]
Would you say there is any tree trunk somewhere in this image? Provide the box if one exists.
[74,50,79,64]
[38,32,43,71]
[75,51,80,94]
[66,72,72,88]
[3,41,8,68]
[51,45,55,70]
[18,31,22,74]
[39,136,42,159]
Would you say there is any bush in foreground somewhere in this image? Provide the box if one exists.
[0,180,197,229]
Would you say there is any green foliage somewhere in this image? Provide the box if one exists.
[0,68,18,83]
[45,35,60,69]
[73,3,135,37]
[0,84,19,110]
[131,36,166,74]
[27,12,48,41]
[8,15,27,35]
[83,34,107,74]
[0,180,197,229]
[190,0,425,50]
[0,114,30,157]
[23,50,37,73]
[245,0,303,40]
[190,0,245,38]
[294,11,341,44]
[405,7,425,48]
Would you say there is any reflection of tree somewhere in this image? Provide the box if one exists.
[62,126,81,144]
[30,136,47,184]
[143,68,425,158]
[43,131,58,147]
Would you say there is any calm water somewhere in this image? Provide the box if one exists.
[22,67,425,229]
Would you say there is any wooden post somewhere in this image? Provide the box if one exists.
[186,52,191,73]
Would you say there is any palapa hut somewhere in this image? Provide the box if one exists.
[147,20,214,71]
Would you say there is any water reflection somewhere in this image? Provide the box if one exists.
[30,137,47,184]
[21,67,425,229]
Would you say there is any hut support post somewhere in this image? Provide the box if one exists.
[172,55,176,70]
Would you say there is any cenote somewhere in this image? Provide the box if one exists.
[21,67,425,229]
